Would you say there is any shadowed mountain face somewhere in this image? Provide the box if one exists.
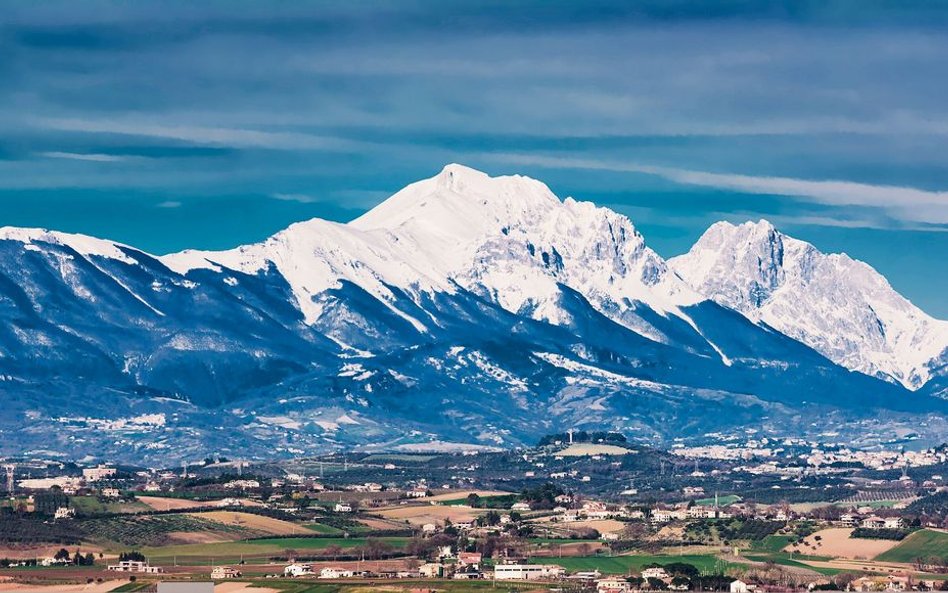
[0,165,944,461]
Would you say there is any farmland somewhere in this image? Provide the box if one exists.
[79,514,252,546]
[787,528,899,560]
[531,554,735,574]
[141,536,410,565]
[188,511,312,536]
[876,530,948,563]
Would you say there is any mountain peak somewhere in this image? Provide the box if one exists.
[350,164,560,234]
[671,220,948,389]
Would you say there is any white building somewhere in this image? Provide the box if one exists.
[107,560,163,573]
[54,507,75,520]
[284,563,313,577]
[510,502,532,512]
[730,579,750,593]
[334,503,353,513]
[641,567,669,580]
[597,578,632,593]
[211,566,241,579]
[419,563,444,578]
[319,567,354,579]
[83,466,117,482]
[883,517,904,529]
[494,564,564,581]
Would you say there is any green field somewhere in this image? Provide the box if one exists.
[530,554,734,574]
[142,536,409,564]
[750,535,794,553]
[306,523,345,535]
[263,579,540,593]
[694,495,741,507]
[877,530,948,562]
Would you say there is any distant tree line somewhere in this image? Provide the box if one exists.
[537,431,627,446]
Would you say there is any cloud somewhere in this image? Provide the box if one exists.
[39,151,129,162]
[271,192,321,204]
[156,200,181,208]
[486,153,948,225]
[34,118,372,152]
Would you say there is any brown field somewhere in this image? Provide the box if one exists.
[137,496,262,511]
[799,558,918,575]
[786,528,899,560]
[530,517,626,535]
[0,579,128,592]
[138,496,216,510]
[377,504,483,525]
[0,543,106,560]
[190,511,310,535]
[427,490,511,502]
[359,516,410,530]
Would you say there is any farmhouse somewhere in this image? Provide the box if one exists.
[860,515,886,529]
[54,506,75,520]
[458,552,482,567]
[107,560,164,573]
[320,567,355,579]
[641,567,669,580]
[83,465,117,482]
[211,566,241,579]
[597,577,632,593]
[284,563,313,577]
[419,563,444,578]
[494,564,564,580]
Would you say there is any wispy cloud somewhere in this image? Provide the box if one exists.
[488,153,948,225]
[35,118,371,152]
[156,200,181,208]
[40,151,129,162]
[271,192,321,203]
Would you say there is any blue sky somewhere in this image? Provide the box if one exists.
[1,1,946,316]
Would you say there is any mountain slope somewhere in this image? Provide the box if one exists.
[669,220,948,390]
[0,166,944,461]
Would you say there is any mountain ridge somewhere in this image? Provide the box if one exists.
[669,219,948,390]
[0,164,945,460]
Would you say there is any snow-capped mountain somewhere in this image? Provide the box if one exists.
[163,165,704,350]
[0,165,943,461]
[669,220,948,390]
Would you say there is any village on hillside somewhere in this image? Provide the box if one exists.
[2,433,948,592]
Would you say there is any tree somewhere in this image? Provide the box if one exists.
[324,544,343,561]
[364,538,392,560]
[54,548,70,562]
[647,577,669,590]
